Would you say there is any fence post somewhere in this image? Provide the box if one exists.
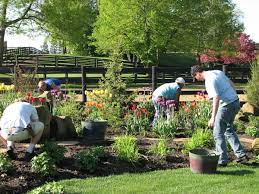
[152,66,157,92]
[15,55,18,66]
[55,56,58,67]
[81,65,87,102]
[222,64,227,75]
[75,57,77,67]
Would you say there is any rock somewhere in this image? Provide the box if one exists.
[252,138,259,151]
[52,116,77,140]
[241,103,259,116]
[35,105,52,139]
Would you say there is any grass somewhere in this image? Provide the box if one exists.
[31,164,259,194]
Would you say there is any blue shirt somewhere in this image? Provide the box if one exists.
[44,79,61,89]
[204,70,238,106]
[152,83,180,100]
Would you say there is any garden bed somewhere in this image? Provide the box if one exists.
[0,136,188,193]
[0,132,254,194]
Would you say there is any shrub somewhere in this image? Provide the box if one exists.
[112,135,139,162]
[74,146,105,173]
[183,129,214,154]
[0,153,13,173]
[41,141,66,164]
[31,152,56,176]
[246,63,259,108]
[149,139,169,158]
[29,181,64,194]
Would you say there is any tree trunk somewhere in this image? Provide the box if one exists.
[0,28,6,66]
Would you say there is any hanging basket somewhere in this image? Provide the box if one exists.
[189,148,219,174]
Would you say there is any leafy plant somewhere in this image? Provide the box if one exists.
[149,139,169,158]
[41,141,66,164]
[54,93,83,135]
[112,135,139,162]
[183,128,214,154]
[152,116,177,138]
[31,152,56,176]
[248,115,259,129]
[245,127,259,137]
[0,90,18,116]
[0,153,13,173]
[124,104,150,135]
[234,120,246,133]
[246,62,259,108]
[74,146,105,173]
[29,181,64,194]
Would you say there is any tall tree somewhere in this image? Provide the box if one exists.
[92,0,174,65]
[0,0,41,65]
[169,0,243,63]
[40,0,97,55]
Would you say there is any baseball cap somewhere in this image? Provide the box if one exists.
[175,77,185,84]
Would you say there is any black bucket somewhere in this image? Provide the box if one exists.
[81,120,107,140]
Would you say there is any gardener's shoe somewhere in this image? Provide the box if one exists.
[6,147,16,160]
[24,152,35,162]
[235,155,248,164]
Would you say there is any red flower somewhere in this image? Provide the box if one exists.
[30,96,35,103]
[26,92,31,97]
[132,104,137,111]
[38,97,44,103]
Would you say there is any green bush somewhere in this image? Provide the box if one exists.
[41,141,66,164]
[0,153,13,173]
[246,63,259,108]
[183,128,214,154]
[112,135,139,162]
[29,181,64,194]
[31,152,56,176]
[149,138,169,158]
[74,146,105,173]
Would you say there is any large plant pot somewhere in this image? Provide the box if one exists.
[81,120,108,140]
[189,148,219,174]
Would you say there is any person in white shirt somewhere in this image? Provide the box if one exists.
[152,77,185,126]
[0,99,44,161]
[191,65,247,166]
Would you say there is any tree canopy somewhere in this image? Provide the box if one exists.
[0,0,41,65]
[92,0,244,65]
[40,0,97,55]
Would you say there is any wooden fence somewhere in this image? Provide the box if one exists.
[0,63,250,102]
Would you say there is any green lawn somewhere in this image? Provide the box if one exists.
[30,164,259,194]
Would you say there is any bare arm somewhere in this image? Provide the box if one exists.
[208,96,220,128]
[175,88,181,110]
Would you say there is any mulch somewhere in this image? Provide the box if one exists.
[0,134,255,194]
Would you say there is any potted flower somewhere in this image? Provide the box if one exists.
[81,101,108,140]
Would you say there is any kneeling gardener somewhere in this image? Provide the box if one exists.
[0,99,44,161]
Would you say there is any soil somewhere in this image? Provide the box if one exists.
[0,132,255,194]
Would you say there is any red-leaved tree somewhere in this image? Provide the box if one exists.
[200,33,256,65]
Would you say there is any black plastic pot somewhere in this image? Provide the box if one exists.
[81,120,107,140]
